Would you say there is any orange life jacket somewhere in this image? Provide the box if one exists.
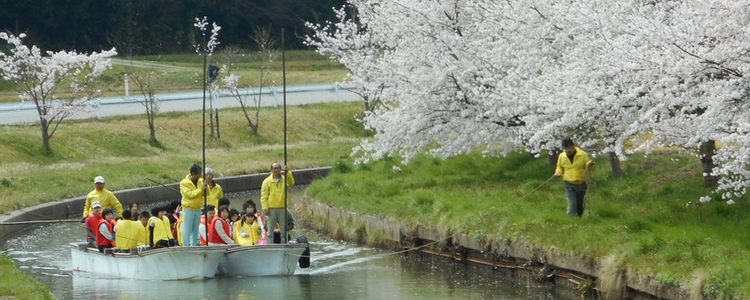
[96,219,114,247]
[208,216,231,244]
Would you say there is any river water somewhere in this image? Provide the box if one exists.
[0,189,576,300]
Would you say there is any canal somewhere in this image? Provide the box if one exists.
[0,188,577,300]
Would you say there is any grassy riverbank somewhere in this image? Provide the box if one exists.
[0,255,55,299]
[308,153,750,299]
[0,101,366,213]
[0,50,347,103]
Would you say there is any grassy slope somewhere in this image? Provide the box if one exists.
[0,101,367,213]
[308,152,750,299]
[0,256,54,299]
[0,50,347,103]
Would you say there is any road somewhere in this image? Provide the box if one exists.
[0,84,362,125]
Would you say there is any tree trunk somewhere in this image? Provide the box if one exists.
[609,152,623,178]
[700,140,719,187]
[148,117,158,143]
[549,149,561,168]
[41,122,52,154]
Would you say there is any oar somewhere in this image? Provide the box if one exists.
[0,219,81,225]
[146,178,180,195]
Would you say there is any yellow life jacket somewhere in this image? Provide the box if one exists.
[137,224,148,246]
[234,220,261,246]
[115,220,140,250]
[148,216,172,244]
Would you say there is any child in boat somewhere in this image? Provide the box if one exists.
[96,209,116,253]
[85,201,104,248]
[228,209,240,236]
[234,212,263,246]
[149,206,176,248]
[199,205,216,246]
[114,210,141,251]
[138,211,150,246]
[208,207,235,245]
[242,199,267,243]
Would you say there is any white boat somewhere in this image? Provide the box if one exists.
[219,243,309,277]
[70,243,228,280]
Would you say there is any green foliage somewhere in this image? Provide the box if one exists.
[308,151,750,298]
[0,255,55,299]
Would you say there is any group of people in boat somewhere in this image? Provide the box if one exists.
[82,162,295,253]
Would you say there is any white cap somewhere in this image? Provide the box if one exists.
[94,176,106,184]
[92,201,102,208]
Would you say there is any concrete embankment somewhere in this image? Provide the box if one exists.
[296,197,693,300]
[0,167,331,238]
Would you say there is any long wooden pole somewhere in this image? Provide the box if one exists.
[282,28,288,244]
[202,33,209,246]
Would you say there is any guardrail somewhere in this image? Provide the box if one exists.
[0,83,358,116]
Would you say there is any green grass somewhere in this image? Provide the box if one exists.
[0,101,368,213]
[308,152,750,299]
[0,255,55,299]
[0,50,348,103]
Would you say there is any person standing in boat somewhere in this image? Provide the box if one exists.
[82,176,123,220]
[85,201,104,247]
[554,138,596,217]
[260,163,295,243]
[208,207,235,245]
[96,209,116,253]
[205,167,225,210]
[180,164,206,247]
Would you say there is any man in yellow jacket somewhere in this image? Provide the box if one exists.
[82,176,123,219]
[180,164,206,246]
[261,163,295,243]
[554,138,596,217]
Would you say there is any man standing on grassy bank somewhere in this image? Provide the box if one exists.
[82,176,123,220]
[554,138,595,217]
[180,164,206,246]
[261,163,295,243]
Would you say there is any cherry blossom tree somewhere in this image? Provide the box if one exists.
[0,32,116,153]
[310,0,750,201]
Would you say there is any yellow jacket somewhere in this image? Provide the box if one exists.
[206,183,224,209]
[82,189,123,218]
[260,171,295,210]
[148,216,173,245]
[115,220,141,250]
[137,224,148,246]
[234,220,261,246]
[556,147,595,184]
[180,174,205,210]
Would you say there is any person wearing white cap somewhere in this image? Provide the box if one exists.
[82,175,123,219]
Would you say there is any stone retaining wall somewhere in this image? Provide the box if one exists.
[296,197,691,300]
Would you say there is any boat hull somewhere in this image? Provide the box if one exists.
[219,244,307,277]
[70,243,228,280]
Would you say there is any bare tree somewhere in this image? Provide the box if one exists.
[222,25,277,134]
[127,71,162,144]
